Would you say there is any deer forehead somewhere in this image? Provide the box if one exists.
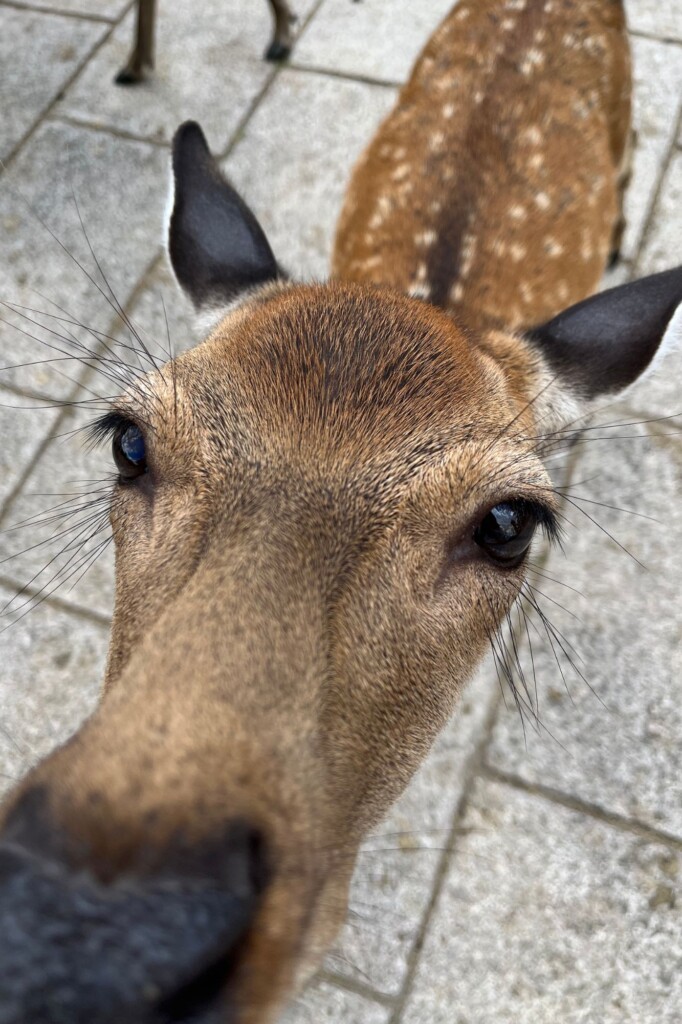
[127,285,548,538]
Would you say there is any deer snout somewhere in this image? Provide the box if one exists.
[0,788,268,1024]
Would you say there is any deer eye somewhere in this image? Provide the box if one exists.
[474,500,539,567]
[113,423,147,482]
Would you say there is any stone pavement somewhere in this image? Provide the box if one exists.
[0,0,680,1021]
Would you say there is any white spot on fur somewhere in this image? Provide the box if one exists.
[442,103,455,119]
[501,17,515,31]
[409,282,431,300]
[520,48,545,76]
[460,233,477,277]
[430,131,446,152]
[429,199,443,214]
[535,191,551,210]
[520,283,534,303]
[509,204,527,221]
[416,229,437,247]
[510,243,527,262]
[529,152,544,171]
[450,282,465,302]
[523,126,542,146]
[392,163,410,182]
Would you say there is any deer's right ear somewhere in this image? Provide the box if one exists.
[168,121,279,313]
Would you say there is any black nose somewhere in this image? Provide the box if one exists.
[0,796,267,1024]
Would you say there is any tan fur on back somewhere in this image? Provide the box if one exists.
[334,0,630,331]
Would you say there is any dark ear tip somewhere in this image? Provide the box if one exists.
[172,121,211,173]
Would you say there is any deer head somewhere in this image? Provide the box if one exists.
[0,119,678,1024]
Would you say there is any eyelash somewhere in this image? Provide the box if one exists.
[87,410,136,448]
[516,498,561,542]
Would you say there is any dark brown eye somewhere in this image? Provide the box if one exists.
[113,423,147,482]
[474,500,538,567]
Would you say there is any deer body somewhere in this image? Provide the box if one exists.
[335,0,631,331]
[0,4,680,1024]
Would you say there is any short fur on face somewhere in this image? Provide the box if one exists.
[0,3,680,1022]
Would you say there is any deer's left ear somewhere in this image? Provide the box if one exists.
[527,266,682,400]
[168,121,279,313]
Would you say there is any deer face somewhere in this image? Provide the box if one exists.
[0,123,678,1024]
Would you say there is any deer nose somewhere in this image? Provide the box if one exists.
[0,791,268,1024]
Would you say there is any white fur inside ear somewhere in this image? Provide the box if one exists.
[657,301,682,362]
[193,297,245,338]
[163,167,175,250]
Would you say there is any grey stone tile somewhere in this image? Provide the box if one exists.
[326,664,497,997]
[0,582,108,799]
[626,0,682,41]
[293,0,456,84]
[57,0,317,149]
[622,36,682,259]
[0,387,60,512]
[637,149,682,276]
[0,121,169,400]
[0,402,115,620]
[487,423,682,837]
[0,260,199,620]
[279,978,389,1024]
[403,777,682,1024]
[0,6,107,162]
[125,256,198,358]
[622,149,682,416]
[224,69,397,280]
[6,0,129,18]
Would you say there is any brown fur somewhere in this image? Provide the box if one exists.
[0,3,633,1021]
[334,0,631,331]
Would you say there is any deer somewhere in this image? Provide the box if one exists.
[116,0,297,85]
[0,1,680,1022]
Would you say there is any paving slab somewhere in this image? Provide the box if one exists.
[279,978,389,1024]
[0,582,108,798]
[621,35,682,260]
[125,255,198,358]
[0,120,169,400]
[0,387,60,512]
[0,257,199,621]
[293,0,456,84]
[0,5,107,163]
[57,0,318,149]
[403,777,682,1024]
[623,148,682,416]
[327,664,497,997]
[637,149,682,276]
[224,68,397,280]
[487,423,682,838]
[626,0,682,42]
[0,402,115,621]
[4,0,130,18]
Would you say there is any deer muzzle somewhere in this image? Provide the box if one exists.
[0,788,267,1024]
